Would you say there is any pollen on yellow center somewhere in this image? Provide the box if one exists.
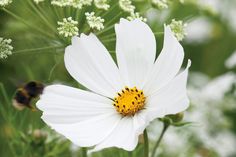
[113,87,146,116]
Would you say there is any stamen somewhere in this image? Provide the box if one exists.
[113,87,146,116]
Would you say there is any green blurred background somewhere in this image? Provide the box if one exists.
[0,0,236,157]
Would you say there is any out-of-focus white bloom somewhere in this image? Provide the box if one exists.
[179,0,184,3]
[119,0,135,13]
[188,72,210,88]
[52,0,92,8]
[127,12,147,22]
[188,73,236,105]
[199,73,236,103]
[0,37,13,59]
[185,17,212,43]
[57,17,79,37]
[51,0,71,7]
[78,0,92,6]
[198,0,220,14]
[187,72,236,157]
[211,132,236,157]
[0,0,12,7]
[152,0,169,9]
[149,71,236,157]
[168,19,187,41]
[94,0,110,10]
[225,51,236,69]
[37,19,190,152]
[33,0,45,4]
[85,12,105,30]
[70,0,83,8]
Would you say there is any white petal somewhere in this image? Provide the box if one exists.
[145,60,191,121]
[133,111,150,135]
[115,19,156,88]
[93,117,139,152]
[37,85,121,147]
[65,34,124,98]
[143,25,184,95]
[47,113,121,147]
[37,85,115,123]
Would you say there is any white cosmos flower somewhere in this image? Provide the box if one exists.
[37,18,191,151]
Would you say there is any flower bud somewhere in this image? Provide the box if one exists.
[167,112,184,123]
[32,129,47,142]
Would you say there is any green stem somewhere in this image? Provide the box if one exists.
[154,32,164,36]
[13,46,63,55]
[81,147,87,157]
[2,8,54,38]
[151,123,169,157]
[27,0,56,32]
[143,129,149,157]
[128,151,133,157]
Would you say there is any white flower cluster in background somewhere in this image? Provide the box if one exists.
[169,19,187,41]
[94,0,110,10]
[85,12,105,30]
[36,0,147,35]
[119,0,135,13]
[33,0,45,4]
[152,0,169,9]
[0,0,12,7]
[0,37,13,59]
[185,17,212,43]
[119,0,146,22]
[51,0,71,7]
[78,0,92,6]
[51,0,92,8]
[127,12,147,22]
[57,17,79,37]
[149,71,236,157]
[186,72,236,157]
[225,51,236,69]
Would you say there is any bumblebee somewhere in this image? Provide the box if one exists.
[13,81,44,111]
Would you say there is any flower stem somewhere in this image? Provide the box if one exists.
[128,151,133,157]
[143,129,149,157]
[2,8,54,38]
[151,123,170,157]
[81,147,87,157]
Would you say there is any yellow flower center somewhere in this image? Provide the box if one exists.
[113,87,146,116]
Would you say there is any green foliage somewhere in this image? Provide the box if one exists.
[1,0,236,157]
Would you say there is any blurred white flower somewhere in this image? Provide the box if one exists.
[152,0,169,9]
[51,0,71,7]
[78,0,92,6]
[225,51,236,69]
[70,0,83,8]
[51,0,92,8]
[85,12,105,30]
[119,0,135,13]
[211,132,236,157]
[224,4,236,33]
[57,17,79,37]
[185,17,212,43]
[37,19,190,152]
[127,12,147,22]
[0,0,12,7]
[94,0,110,10]
[198,0,220,14]
[0,37,13,59]
[169,19,187,41]
[199,73,236,103]
[188,72,210,88]
[180,72,236,157]
[33,0,45,4]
